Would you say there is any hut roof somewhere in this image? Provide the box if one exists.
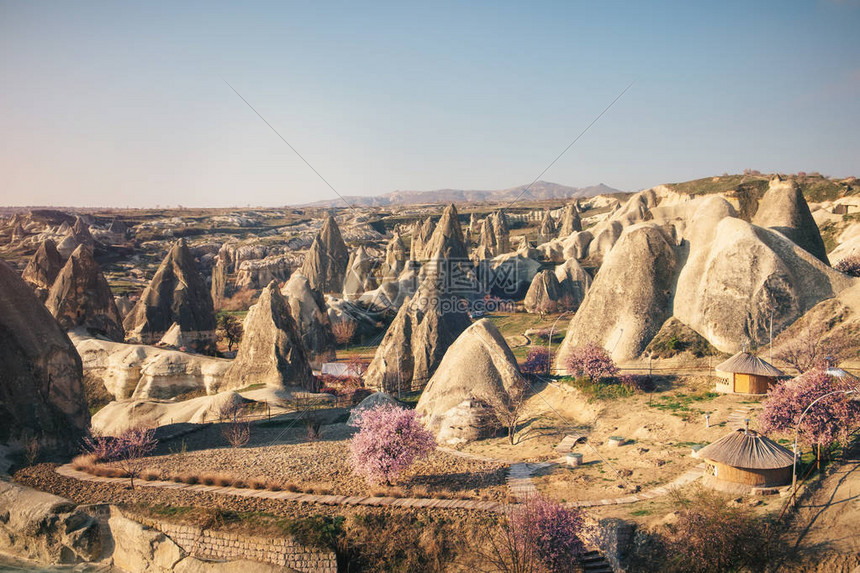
[698,429,795,470]
[715,352,784,377]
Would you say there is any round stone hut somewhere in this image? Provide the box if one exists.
[697,428,795,493]
[714,351,784,395]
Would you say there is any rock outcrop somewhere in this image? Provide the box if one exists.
[416,319,523,445]
[234,255,291,291]
[363,276,472,392]
[538,210,556,242]
[380,231,407,282]
[556,224,678,363]
[476,210,510,259]
[123,239,217,352]
[347,391,399,425]
[220,281,315,391]
[282,273,337,368]
[342,245,378,301]
[21,239,63,299]
[45,244,125,341]
[523,270,566,314]
[91,391,246,434]
[300,215,349,293]
[410,217,434,261]
[554,257,591,309]
[210,256,229,307]
[0,259,89,452]
[557,203,582,237]
[752,176,829,264]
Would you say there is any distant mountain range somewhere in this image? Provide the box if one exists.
[299,181,624,208]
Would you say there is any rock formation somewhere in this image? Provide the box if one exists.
[72,331,230,400]
[282,272,337,368]
[523,270,566,314]
[0,259,89,452]
[557,203,582,237]
[752,176,829,264]
[210,256,229,307]
[422,204,470,263]
[556,224,679,363]
[478,252,541,298]
[476,210,510,259]
[114,294,133,319]
[554,257,592,310]
[380,231,407,282]
[45,244,125,341]
[234,255,291,291]
[300,215,349,293]
[92,391,246,434]
[221,281,315,391]
[123,239,217,351]
[347,391,399,425]
[342,245,378,301]
[538,210,556,242]
[410,217,434,261]
[21,239,63,298]
[363,276,472,393]
[416,319,523,445]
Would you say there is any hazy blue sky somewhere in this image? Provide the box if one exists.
[1,1,858,207]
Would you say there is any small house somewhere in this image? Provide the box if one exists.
[697,428,795,493]
[714,351,784,395]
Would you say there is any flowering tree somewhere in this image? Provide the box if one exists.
[482,495,586,573]
[564,342,618,381]
[758,370,860,460]
[773,322,849,373]
[84,427,158,489]
[522,347,550,375]
[348,403,436,485]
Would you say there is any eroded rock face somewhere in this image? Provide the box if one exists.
[476,211,510,259]
[210,256,229,307]
[22,239,63,298]
[523,270,565,314]
[45,244,125,342]
[342,245,378,301]
[538,210,556,242]
[554,257,591,310]
[421,204,470,262]
[300,215,349,294]
[0,481,101,565]
[363,276,472,393]
[557,203,582,237]
[556,224,679,364]
[234,255,291,291]
[380,231,407,282]
[416,319,522,445]
[753,176,830,264]
[123,239,217,352]
[220,281,315,391]
[282,273,337,368]
[73,332,230,400]
[674,210,853,353]
[410,217,434,261]
[0,260,89,452]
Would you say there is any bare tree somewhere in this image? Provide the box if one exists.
[111,427,158,490]
[332,319,357,349]
[773,322,849,373]
[488,377,530,446]
[220,402,251,448]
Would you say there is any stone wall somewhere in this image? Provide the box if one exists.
[128,511,337,573]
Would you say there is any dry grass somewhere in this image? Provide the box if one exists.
[284,482,299,492]
[141,469,160,481]
[249,478,267,490]
[179,474,199,485]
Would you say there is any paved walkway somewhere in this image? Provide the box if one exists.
[57,459,703,512]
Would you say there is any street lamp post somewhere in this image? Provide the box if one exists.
[547,311,573,376]
[790,387,858,503]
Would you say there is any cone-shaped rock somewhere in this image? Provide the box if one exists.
[424,205,470,262]
[0,259,89,452]
[300,215,349,293]
[557,224,678,364]
[46,244,125,341]
[477,211,510,259]
[210,256,229,308]
[523,269,566,314]
[282,272,336,368]
[554,257,591,310]
[416,319,523,444]
[558,204,582,237]
[410,217,434,261]
[538,210,556,242]
[123,239,216,350]
[364,276,472,392]
[752,176,829,264]
[342,245,378,301]
[22,239,63,296]
[380,231,407,282]
[71,216,94,246]
[221,281,315,391]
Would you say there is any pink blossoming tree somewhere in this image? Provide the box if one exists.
[758,370,860,460]
[348,403,436,485]
[564,342,618,381]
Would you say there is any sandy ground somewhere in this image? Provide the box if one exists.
[790,440,860,562]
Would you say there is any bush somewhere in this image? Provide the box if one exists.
[348,404,436,485]
[563,342,618,381]
[834,255,860,277]
[620,374,656,393]
[566,376,634,401]
[522,346,550,375]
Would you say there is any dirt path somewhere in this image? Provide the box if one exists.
[790,442,860,561]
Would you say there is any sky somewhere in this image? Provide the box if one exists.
[1,1,859,208]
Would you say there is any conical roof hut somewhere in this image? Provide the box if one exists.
[697,429,795,493]
[714,351,784,395]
